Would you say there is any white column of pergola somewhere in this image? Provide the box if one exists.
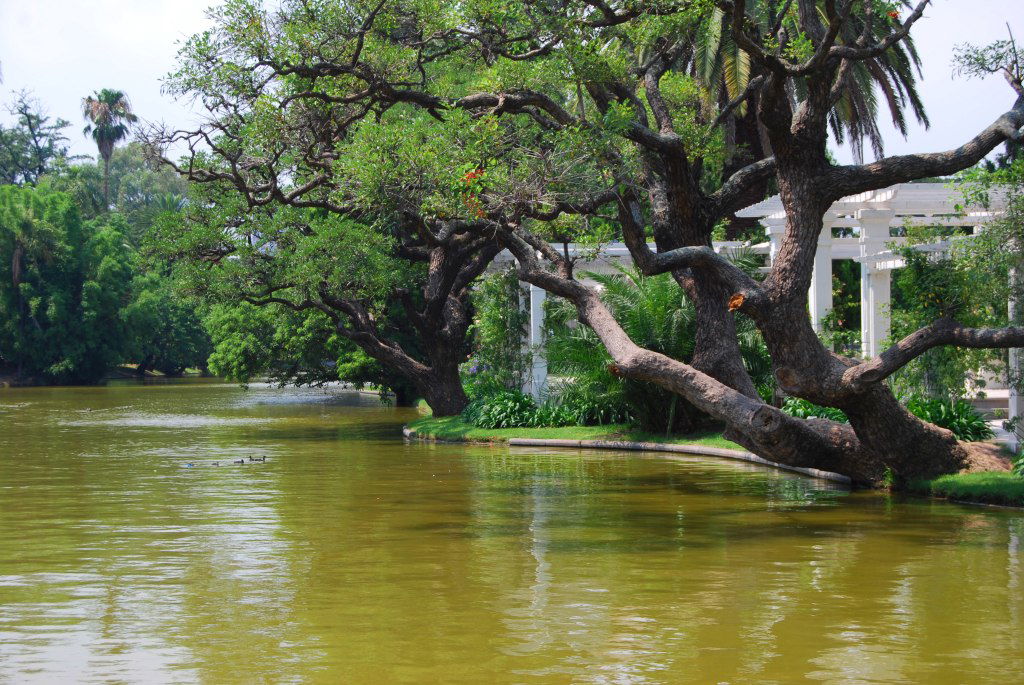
[497,183,1012,421]
[527,284,547,400]
[857,208,896,358]
[740,183,1009,357]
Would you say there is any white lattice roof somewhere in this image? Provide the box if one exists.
[737,182,1007,227]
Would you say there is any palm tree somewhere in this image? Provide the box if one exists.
[81,89,137,207]
[153,192,186,213]
[692,2,928,164]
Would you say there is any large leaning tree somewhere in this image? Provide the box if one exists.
[147,0,920,421]
[151,0,1024,484]
[456,0,1021,485]
[461,0,1021,485]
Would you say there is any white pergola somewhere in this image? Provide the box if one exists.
[737,182,1006,358]
[496,183,1011,427]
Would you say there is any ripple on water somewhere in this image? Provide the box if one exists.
[60,413,274,428]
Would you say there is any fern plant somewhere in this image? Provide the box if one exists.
[547,264,772,433]
[903,395,993,442]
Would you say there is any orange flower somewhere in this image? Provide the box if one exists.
[887,10,900,19]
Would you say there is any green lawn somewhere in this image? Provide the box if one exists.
[909,472,1024,508]
[407,415,741,450]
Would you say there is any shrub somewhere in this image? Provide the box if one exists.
[463,389,538,429]
[781,397,849,422]
[555,383,632,426]
[780,394,993,442]
[904,395,993,442]
[1012,452,1024,478]
[529,402,576,428]
[462,386,629,429]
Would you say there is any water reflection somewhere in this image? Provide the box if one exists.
[0,382,1022,683]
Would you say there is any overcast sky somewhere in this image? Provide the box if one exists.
[0,0,1020,164]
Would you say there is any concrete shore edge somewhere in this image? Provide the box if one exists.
[403,427,852,485]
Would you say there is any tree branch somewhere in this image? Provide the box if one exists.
[708,156,777,216]
[827,95,1024,198]
[843,318,1024,391]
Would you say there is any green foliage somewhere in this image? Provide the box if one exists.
[464,267,530,396]
[903,395,993,442]
[154,181,407,314]
[81,88,138,206]
[554,382,633,426]
[0,91,73,185]
[530,401,577,428]
[0,89,213,385]
[781,393,991,442]
[0,184,134,383]
[887,155,1024,402]
[463,389,540,429]
[1011,451,1024,478]
[461,383,630,430]
[203,300,420,403]
[693,0,928,162]
[81,89,137,160]
[157,178,426,403]
[881,466,897,490]
[124,273,211,375]
[953,36,1023,88]
[889,247,1004,400]
[819,259,861,355]
[783,32,815,62]
[781,397,849,423]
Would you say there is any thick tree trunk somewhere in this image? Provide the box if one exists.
[419,370,469,416]
[754,308,968,483]
[679,272,760,399]
[417,325,471,416]
[844,387,968,483]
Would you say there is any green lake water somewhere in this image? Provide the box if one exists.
[1,381,1022,683]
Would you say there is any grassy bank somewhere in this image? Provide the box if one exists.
[909,472,1024,508]
[406,415,741,450]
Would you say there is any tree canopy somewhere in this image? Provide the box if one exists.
[0,185,132,383]
[0,92,73,186]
